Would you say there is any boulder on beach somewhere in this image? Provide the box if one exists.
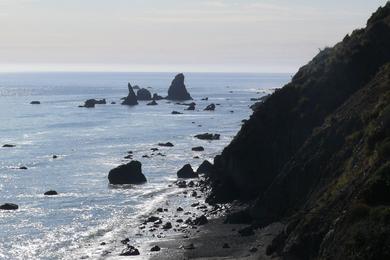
[204,104,216,111]
[122,83,139,106]
[137,88,152,101]
[177,164,198,179]
[147,100,158,106]
[167,73,192,101]
[30,101,41,105]
[0,203,18,210]
[108,161,147,185]
[195,133,220,140]
[82,99,106,108]
[44,190,58,196]
[197,160,213,175]
[153,93,164,100]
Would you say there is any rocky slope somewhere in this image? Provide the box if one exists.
[208,3,390,259]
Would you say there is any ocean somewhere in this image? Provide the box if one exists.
[0,72,289,259]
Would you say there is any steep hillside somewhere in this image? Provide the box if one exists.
[208,3,390,259]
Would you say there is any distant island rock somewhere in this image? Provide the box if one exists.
[167,73,192,101]
[122,83,139,106]
[108,161,147,185]
[81,99,106,108]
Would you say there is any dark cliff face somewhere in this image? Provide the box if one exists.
[209,3,390,259]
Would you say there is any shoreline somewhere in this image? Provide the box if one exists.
[103,177,283,259]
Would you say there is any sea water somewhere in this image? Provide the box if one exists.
[0,72,290,259]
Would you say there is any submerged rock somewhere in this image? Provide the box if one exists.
[167,73,192,100]
[44,190,58,196]
[153,93,164,100]
[194,133,220,140]
[204,104,215,111]
[82,99,106,108]
[2,144,15,148]
[158,142,174,147]
[186,102,196,111]
[147,100,158,106]
[108,161,147,185]
[177,164,198,179]
[137,88,152,101]
[122,83,139,106]
[0,203,18,210]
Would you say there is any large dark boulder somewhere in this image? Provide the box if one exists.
[197,160,213,175]
[122,83,139,106]
[108,161,147,185]
[0,203,18,210]
[177,164,198,179]
[137,88,152,101]
[167,73,192,101]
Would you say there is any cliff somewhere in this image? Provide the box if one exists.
[208,3,390,259]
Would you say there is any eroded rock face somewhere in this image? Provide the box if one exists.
[177,164,198,179]
[108,161,147,184]
[137,88,152,101]
[167,73,192,101]
[122,83,139,106]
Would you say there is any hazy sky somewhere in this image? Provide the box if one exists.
[0,0,387,72]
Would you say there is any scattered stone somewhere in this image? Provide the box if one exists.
[158,142,174,147]
[124,155,132,159]
[163,222,172,230]
[2,144,15,148]
[176,181,187,188]
[191,191,197,197]
[191,146,204,152]
[100,242,106,245]
[0,203,18,210]
[151,148,159,152]
[120,245,140,256]
[167,73,192,100]
[19,166,28,170]
[176,219,184,223]
[194,133,220,140]
[44,190,58,196]
[122,83,139,106]
[191,202,200,207]
[146,216,160,223]
[157,208,163,213]
[177,164,198,179]
[137,88,152,101]
[204,103,215,111]
[108,161,147,185]
[171,111,183,115]
[187,181,195,187]
[52,155,58,159]
[30,101,41,105]
[150,245,161,252]
[147,100,158,106]
[201,97,208,101]
[111,102,116,104]
[194,215,208,225]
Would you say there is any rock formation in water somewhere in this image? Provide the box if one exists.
[208,3,390,259]
[167,73,192,101]
[122,83,138,106]
[81,99,106,108]
[177,164,198,179]
[108,161,146,184]
[137,88,152,101]
[0,203,18,210]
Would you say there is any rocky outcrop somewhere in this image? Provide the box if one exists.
[177,164,198,179]
[208,3,390,259]
[137,88,152,101]
[122,84,138,106]
[167,74,192,100]
[108,161,147,185]
[197,160,213,176]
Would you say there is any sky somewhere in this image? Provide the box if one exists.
[0,0,387,73]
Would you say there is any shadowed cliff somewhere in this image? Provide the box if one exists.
[208,3,390,259]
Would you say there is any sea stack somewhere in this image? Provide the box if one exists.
[108,160,147,185]
[122,83,139,106]
[167,73,192,101]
